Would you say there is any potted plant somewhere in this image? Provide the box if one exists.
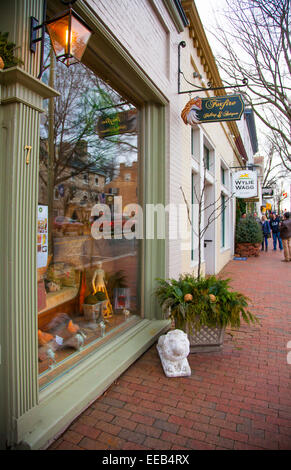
[83,291,107,323]
[235,214,263,257]
[0,32,23,69]
[155,274,258,353]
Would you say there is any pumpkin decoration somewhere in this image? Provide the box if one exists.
[184,293,193,302]
[0,56,4,70]
[38,329,53,346]
[209,294,216,302]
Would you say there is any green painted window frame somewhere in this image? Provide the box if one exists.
[191,127,195,156]
[203,145,210,170]
[0,1,170,450]
[221,167,225,185]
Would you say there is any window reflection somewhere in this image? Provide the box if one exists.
[37,52,140,385]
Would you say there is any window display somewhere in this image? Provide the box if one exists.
[37,49,140,388]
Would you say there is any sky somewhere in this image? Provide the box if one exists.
[194,0,226,52]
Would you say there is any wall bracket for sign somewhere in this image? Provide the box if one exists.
[178,41,248,95]
[229,164,261,170]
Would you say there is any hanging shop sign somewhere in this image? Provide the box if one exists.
[266,202,272,210]
[96,109,138,137]
[281,192,287,200]
[181,94,244,126]
[262,187,274,198]
[233,170,257,199]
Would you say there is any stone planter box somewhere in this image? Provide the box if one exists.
[235,242,261,257]
[186,323,225,353]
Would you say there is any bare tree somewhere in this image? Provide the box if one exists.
[180,164,234,279]
[262,141,289,188]
[39,44,138,254]
[212,0,291,171]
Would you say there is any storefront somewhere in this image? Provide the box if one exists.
[0,0,254,450]
[0,0,187,449]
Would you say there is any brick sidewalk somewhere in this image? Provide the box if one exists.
[48,249,291,450]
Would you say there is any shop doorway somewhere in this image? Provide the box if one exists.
[203,182,215,274]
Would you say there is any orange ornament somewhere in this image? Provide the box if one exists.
[184,293,193,302]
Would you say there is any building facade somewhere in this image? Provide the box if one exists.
[0,0,254,449]
[179,0,249,276]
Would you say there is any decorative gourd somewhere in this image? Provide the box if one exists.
[84,294,98,304]
[95,291,107,301]
[184,293,193,302]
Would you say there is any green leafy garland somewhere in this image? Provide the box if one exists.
[155,274,259,331]
[0,32,23,69]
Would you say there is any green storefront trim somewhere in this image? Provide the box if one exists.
[0,0,170,450]
[17,319,170,449]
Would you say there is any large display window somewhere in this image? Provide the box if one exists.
[37,50,140,388]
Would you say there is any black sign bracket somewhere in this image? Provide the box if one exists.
[178,41,248,95]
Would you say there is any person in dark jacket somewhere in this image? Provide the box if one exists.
[269,213,283,251]
[279,212,291,262]
[260,215,271,251]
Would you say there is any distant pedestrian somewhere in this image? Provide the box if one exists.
[253,212,261,224]
[260,215,271,252]
[269,213,283,251]
[279,212,291,262]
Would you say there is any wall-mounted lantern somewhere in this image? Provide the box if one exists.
[30,0,92,78]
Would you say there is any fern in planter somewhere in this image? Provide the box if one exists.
[235,215,263,244]
[0,32,23,69]
[155,274,259,331]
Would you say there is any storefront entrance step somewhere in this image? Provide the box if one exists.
[14,319,171,450]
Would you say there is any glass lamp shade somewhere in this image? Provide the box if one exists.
[46,8,92,67]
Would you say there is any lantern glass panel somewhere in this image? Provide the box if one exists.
[46,12,91,66]
[46,14,70,59]
[70,15,91,61]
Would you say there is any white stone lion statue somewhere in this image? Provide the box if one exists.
[157,329,191,377]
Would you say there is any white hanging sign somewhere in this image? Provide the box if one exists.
[233,170,257,198]
[37,205,48,268]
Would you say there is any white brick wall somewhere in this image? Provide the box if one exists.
[85,0,243,279]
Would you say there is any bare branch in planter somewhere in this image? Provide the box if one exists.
[180,157,234,279]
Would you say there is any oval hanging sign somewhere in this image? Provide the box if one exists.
[181,94,244,125]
